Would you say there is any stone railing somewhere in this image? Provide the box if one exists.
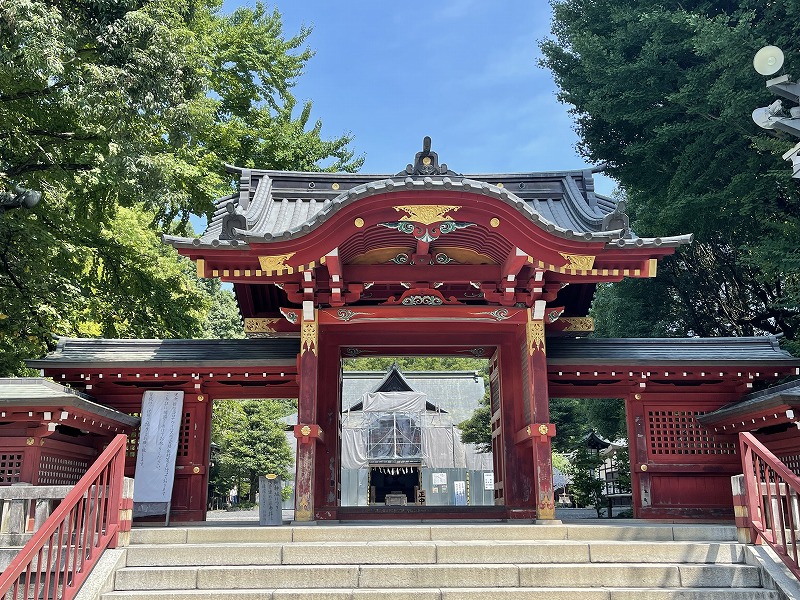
[0,484,73,544]
[0,483,73,570]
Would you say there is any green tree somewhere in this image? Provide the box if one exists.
[541,0,800,354]
[0,0,361,375]
[212,398,295,504]
[569,446,607,517]
[458,392,492,453]
[201,281,245,340]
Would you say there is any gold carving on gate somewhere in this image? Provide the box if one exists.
[538,424,549,436]
[526,321,545,355]
[538,493,556,519]
[394,205,461,225]
[296,494,312,521]
[301,320,317,356]
[560,317,595,332]
[300,425,311,437]
[258,252,296,274]
[244,318,281,333]
[559,252,596,271]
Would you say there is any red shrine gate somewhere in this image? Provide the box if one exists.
[26,139,800,522]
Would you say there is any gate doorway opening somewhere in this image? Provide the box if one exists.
[339,357,494,509]
[369,465,421,505]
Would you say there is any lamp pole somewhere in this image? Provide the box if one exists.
[751,46,800,178]
[0,186,42,215]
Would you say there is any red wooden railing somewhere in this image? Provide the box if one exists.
[739,431,800,578]
[0,434,129,600]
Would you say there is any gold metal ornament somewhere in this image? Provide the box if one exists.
[640,464,648,471]
[538,424,549,436]
[394,205,461,225]
[332,183,340,190]
[489,218,500,228]
[300,425,311,437]
[244,318,281,333]
[526,321,546,355]
[258,253,296,274]
[560,317,595,332]
[193,466,200,474]
[301,320,318,356]
[559,252,596,271]
[26,437,34,446]
[197,395,204,402]
[354,217,365,228]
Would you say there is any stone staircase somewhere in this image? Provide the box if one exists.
[98,523,785,600]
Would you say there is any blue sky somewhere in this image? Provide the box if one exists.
[221,0,615,195]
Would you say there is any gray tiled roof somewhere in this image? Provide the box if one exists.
[547,336,799,366]
[164,166,691,252]
[28,337,798,371]
[698,379,800,425]
[0,378,140,426]
[342,370,485,425]
[27,337,300,368]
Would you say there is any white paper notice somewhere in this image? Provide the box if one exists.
[133,390,184,503]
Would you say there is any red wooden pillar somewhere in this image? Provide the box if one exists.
[293,308,321,521]
[522,304,556,520]
[625,392,648,518]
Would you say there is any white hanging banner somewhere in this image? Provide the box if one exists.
[133,390,184,511]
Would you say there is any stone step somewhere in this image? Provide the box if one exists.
[129,524,737,545]
[122,540,746,567]
[112,562,761,591]
[102,587,781,600]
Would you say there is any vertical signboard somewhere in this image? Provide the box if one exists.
[133,390,184,520]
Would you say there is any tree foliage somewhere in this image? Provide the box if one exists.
[0,0,361,375]
[458,392,492,453]
[541,0,800,353]
[211,398,295,503]
[550,398,626,452]
[569,446,607,517]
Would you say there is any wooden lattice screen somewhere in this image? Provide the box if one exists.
[38,455,90,485]
[647,409,737,459]
[0,453,22,485]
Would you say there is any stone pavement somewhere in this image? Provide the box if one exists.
[205,506,633,522]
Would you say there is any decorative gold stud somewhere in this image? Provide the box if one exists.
[332,183,340,190]
[640,464,648,471]
[354,218,364,228]
[490,218,500,228]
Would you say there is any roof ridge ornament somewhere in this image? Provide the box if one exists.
[601,200,631,238]
[399,136,460,177]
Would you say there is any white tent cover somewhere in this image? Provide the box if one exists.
[361,391,426,412]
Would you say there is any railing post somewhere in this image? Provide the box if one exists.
[114,477,135,548]
[731,474,756,544]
